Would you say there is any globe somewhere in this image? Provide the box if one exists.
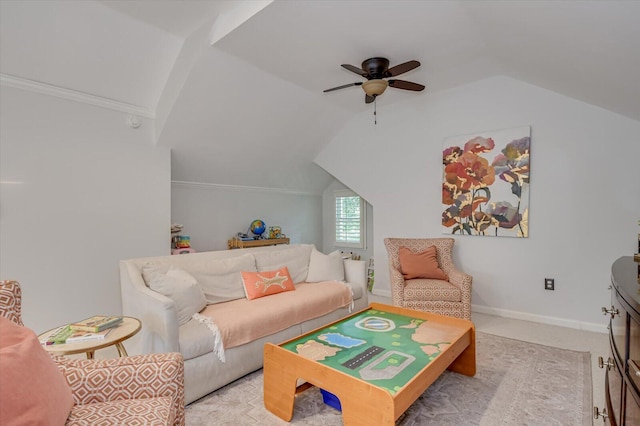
[250,219,266,237]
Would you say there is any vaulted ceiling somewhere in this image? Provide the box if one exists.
[2,0,639,192]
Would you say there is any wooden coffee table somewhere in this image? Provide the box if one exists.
[263,303,475,425]
[38,316,141,359]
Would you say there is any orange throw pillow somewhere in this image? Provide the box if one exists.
[241,267,295,300]
[0,316,74,425]
[398,246,447,280]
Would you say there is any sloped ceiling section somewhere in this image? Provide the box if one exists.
[213,0,500,112]
[462,1,640,123]
[2,1,639,193]
[0,0,183,112]
[157,46,347,191]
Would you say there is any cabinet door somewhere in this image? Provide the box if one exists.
[629,314,640,395]
[624,382,640,425]
[606,353,623,426]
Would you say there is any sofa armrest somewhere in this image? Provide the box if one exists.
[447,267,473,296]
[56,353,185,426]
[119,261,180,354]
[0,280,24,326]
[388,265,406,306]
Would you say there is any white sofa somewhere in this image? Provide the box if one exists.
[120,244,368,404]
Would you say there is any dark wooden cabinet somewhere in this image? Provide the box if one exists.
[596,257,640,425]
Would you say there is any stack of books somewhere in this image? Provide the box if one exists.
[42,316,123,345]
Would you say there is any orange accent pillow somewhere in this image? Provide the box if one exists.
[241,267,295,300]
[0,316,74,425]
[398,246,447,280]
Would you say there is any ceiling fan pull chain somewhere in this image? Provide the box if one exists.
[374,96,377,125]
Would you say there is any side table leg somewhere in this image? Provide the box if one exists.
[115,342,128,357]
[86,351,95,359]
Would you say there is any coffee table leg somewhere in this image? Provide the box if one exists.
[263,344,298,421]
[447,328,476,377]
[341,397,395,426]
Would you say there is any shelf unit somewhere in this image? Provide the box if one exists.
[227,237,290,250]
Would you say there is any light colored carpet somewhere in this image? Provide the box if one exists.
[185,332,592,425]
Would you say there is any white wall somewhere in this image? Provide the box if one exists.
[316,76,640,331]
[322,179,373,262]
[0,86,170,333]
[171,182,323,252]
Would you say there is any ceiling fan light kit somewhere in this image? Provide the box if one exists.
[323,57,425,124]
[362,79,388,97]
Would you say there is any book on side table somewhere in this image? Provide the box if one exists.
[42,324,116,345]
[65,327,113,343]
[70,315,123,332]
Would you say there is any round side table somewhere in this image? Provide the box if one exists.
[39,316,141,359]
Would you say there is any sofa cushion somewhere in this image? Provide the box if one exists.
[241,267,295,300]
[252,244,313,283]
[306,248,345,282]
[188,254,257,304]
[398,246,447,280]
[403,279,461,302]
[0,316,74,425]
[143,265,207,325]
[180,282,352,359]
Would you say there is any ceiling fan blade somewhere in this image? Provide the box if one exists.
[385,60,420,77]
[323,82,363,93]
[388,79,425,91]
[341,64,367,77]
[365,94,375,104]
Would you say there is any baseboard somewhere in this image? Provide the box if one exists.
[370,288,391,298]
[472,304,608,334]
[368,290,607,333]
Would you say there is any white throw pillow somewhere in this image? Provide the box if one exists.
[253,245,313,283]
[143,265,207,325]
[306,248,345,282]
[189,254,256,304]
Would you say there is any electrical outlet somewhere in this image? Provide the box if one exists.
[544,278,555,290]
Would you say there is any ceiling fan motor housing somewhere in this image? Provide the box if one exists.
[362,57,390,79]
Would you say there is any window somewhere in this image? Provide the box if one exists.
[334,190,365,248]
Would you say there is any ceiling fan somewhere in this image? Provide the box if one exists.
[323,57,425,104]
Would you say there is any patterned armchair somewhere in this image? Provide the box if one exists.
[0,280,185,426]
[384,238,472,320]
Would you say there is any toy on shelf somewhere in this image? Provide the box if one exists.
[171,223,195,254]
[268,226,283,239]
[176,235,191,249]
[250,219,266,239]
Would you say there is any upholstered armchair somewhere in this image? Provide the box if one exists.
[384,238,472,320]
[0,280,185,426]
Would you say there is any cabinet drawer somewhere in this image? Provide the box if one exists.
[630,360,640,395]
[610,289,626,362]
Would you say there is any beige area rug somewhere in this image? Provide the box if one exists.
[185,332,592,425]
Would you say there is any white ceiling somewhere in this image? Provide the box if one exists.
[2,0,639,192]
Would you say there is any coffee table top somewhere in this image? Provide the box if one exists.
[264,303,476,424]
[280,303,473,395]
[38,316,141,356]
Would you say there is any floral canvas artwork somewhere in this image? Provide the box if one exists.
[442,126,531,238]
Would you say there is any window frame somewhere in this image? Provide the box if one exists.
[334,189,365,249]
